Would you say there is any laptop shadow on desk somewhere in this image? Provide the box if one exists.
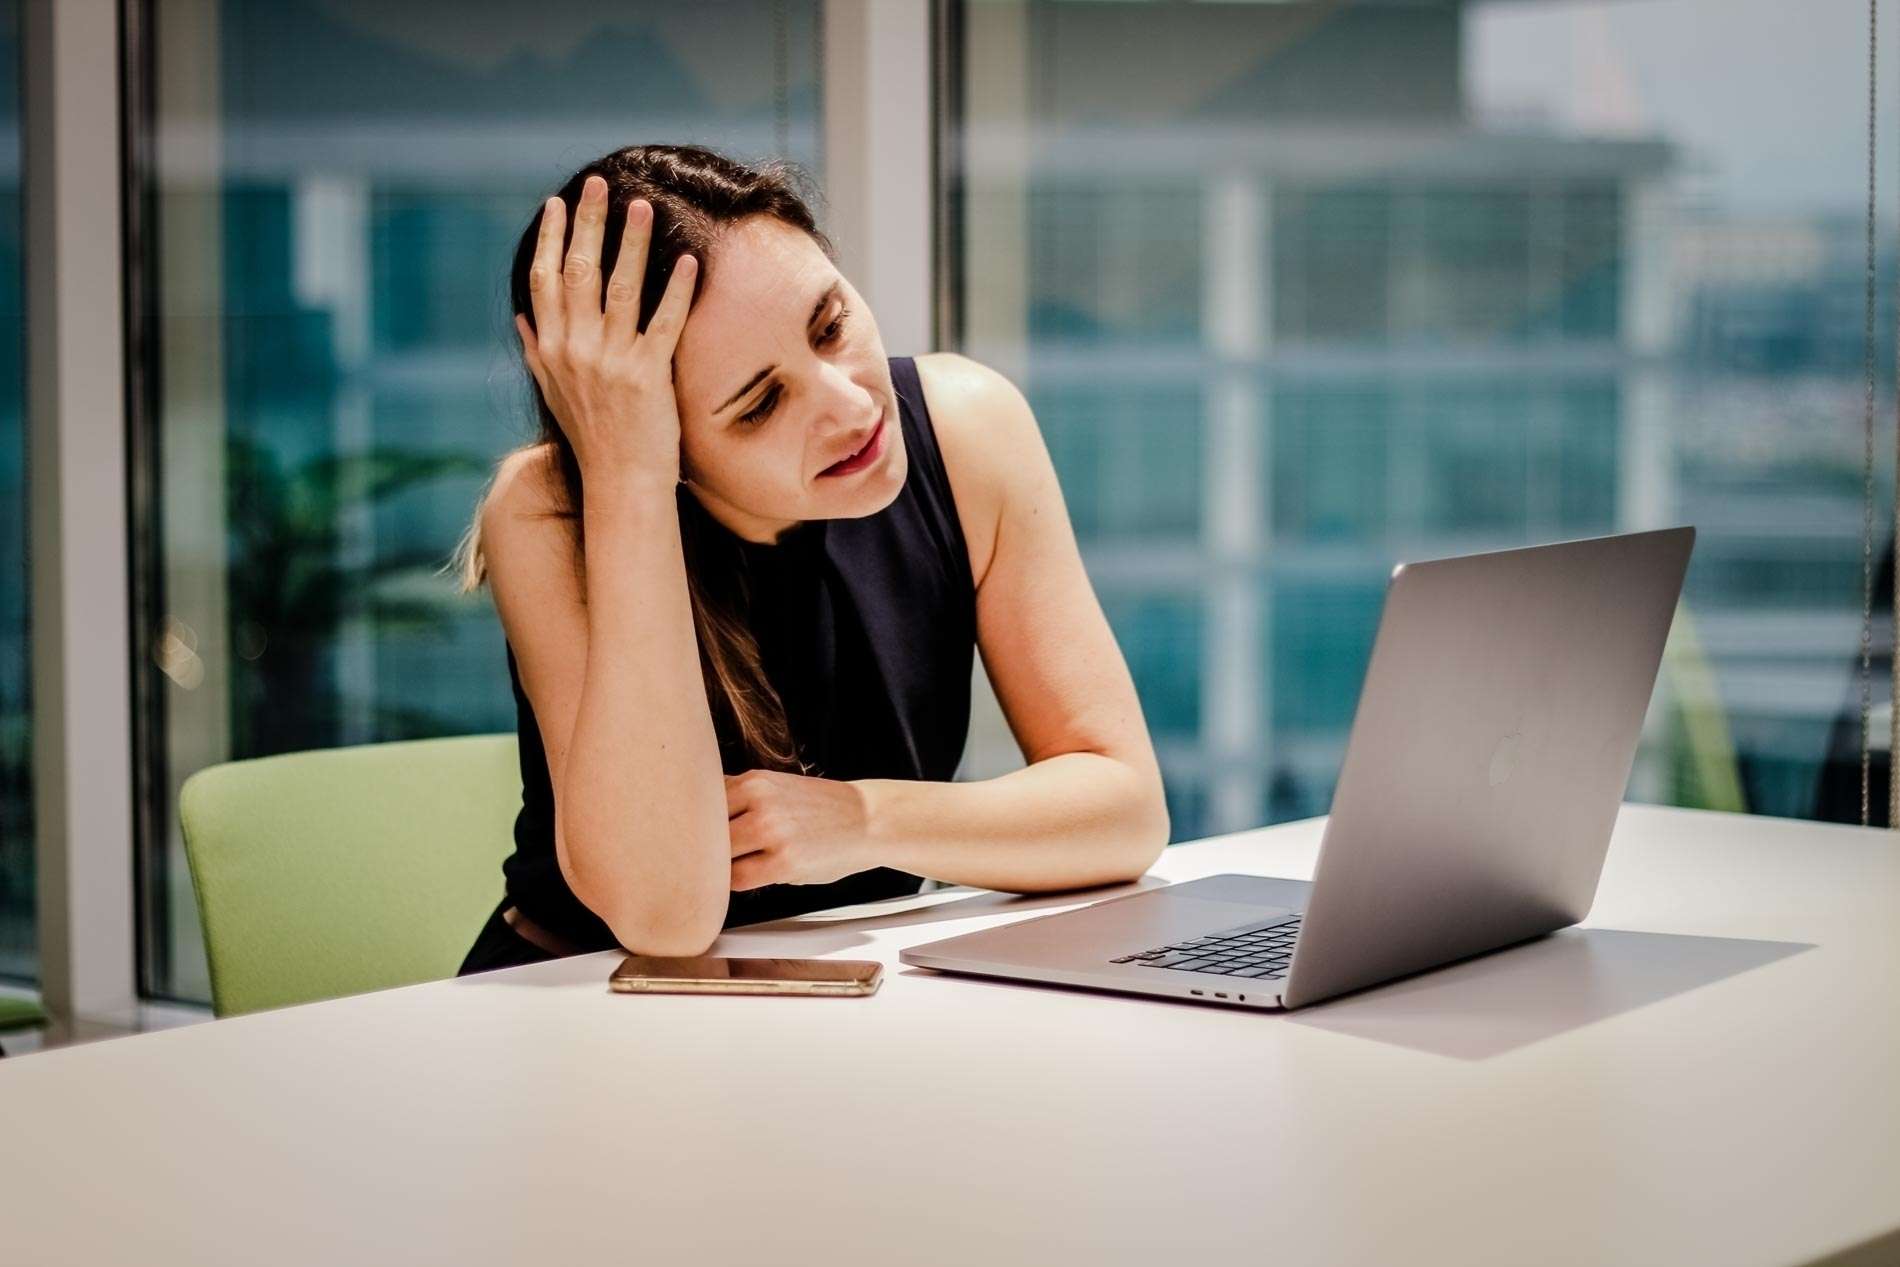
[1286,928,1813,1061]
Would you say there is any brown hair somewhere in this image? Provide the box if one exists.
[450,144,835,771]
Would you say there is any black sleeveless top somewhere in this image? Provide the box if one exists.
[496,355,976,952]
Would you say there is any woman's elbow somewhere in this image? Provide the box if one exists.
[1132,794,1162,862]
[1128,792,1169,876]
[615,916,724,959]
[603,886,728,958]
[1124,763,1170,868]
[1099,767,1169,884]
[558,831,730,956]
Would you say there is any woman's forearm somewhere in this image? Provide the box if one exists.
[859,752,1169,893]
[558,477,729,953]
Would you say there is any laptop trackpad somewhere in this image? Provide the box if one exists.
[1167,873,1314,909]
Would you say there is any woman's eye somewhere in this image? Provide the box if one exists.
[737,307,851,428]
[822,305,850,345]
[740,388,778,427]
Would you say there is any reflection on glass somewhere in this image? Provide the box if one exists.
[142,0,823,1003]
[953,0,1898,843]
[0,0,27,984]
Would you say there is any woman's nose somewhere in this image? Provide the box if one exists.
[812,365,873,435]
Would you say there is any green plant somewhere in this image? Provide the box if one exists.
[223,434,489,756]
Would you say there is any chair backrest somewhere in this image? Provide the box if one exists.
[0,993,46,1033]
[178,733,521,1017]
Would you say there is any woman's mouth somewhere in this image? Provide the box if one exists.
[817,411,888,478]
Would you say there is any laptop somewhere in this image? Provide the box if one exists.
[900,526,1696,1011]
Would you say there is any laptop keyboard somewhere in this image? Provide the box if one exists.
[1110,913,1302,980]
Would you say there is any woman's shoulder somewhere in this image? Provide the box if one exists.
[477,443,578,581]
[486,442,565,516]
[909,352,1046,590]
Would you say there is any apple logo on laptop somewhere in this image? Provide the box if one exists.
[1488,732,1521,787]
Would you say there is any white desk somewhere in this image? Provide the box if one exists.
[3,804,1897,1266]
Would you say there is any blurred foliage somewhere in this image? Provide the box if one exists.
[224,435,487,755]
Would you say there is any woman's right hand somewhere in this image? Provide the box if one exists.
[515,173,699,491]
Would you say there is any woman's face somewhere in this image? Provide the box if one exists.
[670,214,907,543]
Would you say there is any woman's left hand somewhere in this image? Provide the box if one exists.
[725,769,878,890]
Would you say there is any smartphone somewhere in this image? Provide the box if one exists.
[609,955,883,996]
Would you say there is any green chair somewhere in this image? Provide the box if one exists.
[178,733,521,1018]
[0,993,47,1057]
[1658,604,1747,814]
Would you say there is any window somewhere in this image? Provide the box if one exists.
[947,0,1899,841]
[0,0,26,984]
[134,0,826,1004]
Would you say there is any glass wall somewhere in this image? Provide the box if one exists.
[949,0,1900,842]
[138,0,825,1003]
[0,0,28,984]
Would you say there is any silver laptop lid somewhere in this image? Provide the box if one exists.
[1279,526,1695,1009]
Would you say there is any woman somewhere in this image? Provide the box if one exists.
[454,144,1168,975]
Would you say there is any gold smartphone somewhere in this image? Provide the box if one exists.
[609,955,883,996]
